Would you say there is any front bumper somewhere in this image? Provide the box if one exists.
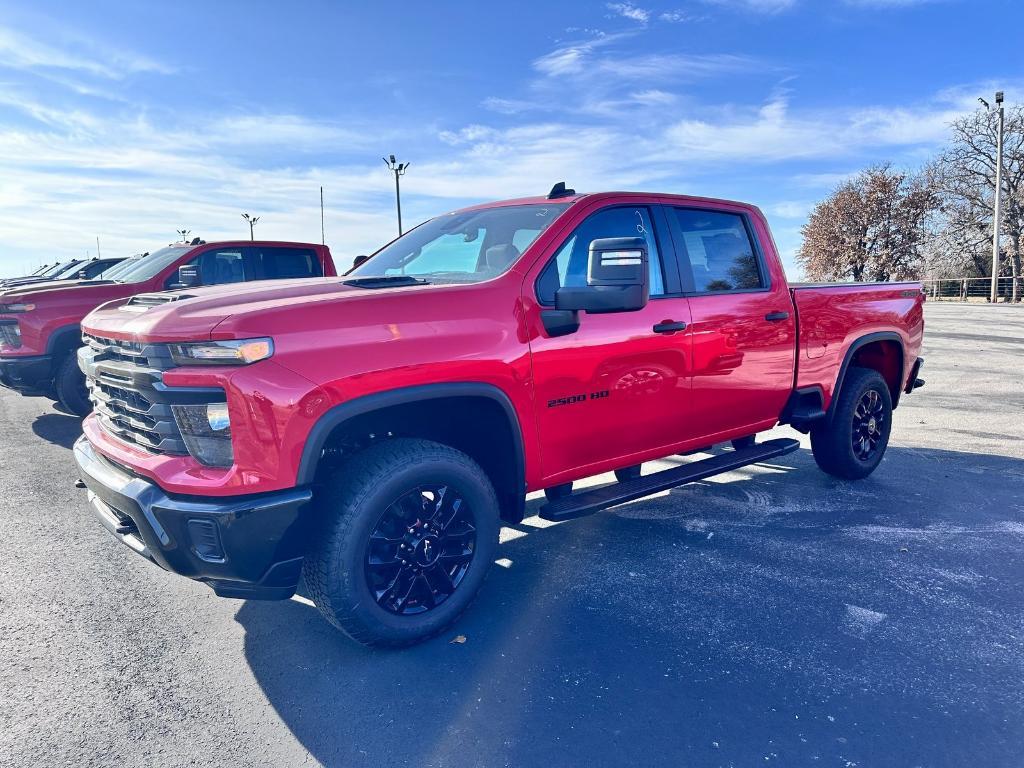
[0,353,52,392]
[74,436,314,600]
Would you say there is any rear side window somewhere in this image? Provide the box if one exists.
[536,206,665,304]
[250,247,322,280]
[672,208,764,293]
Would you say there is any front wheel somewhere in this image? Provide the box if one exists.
[54,353,90,417]
[811,367,892,480]
[304,438,500,647]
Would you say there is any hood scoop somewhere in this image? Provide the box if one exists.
[125,292,197,309]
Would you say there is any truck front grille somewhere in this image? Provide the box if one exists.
[79,333,221,456]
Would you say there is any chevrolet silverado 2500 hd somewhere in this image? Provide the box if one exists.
[0,241,336,415]
[74,186,924,647]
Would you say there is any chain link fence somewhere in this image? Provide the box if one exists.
[920,276,1023,302]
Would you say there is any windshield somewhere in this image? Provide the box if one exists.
[348,203,569,284]
[49,261,86,280]
[38,262,69,278]
[97,257,143,281]
[113,246,191,284]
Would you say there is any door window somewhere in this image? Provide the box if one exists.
[672,208,764,293]
[537,206,665,304]
[249,247,321,279]
[170,248,246,288]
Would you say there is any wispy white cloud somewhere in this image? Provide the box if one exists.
[606,3,651,23]
[658,10,700,22]
[664,95,964,162]
[0,24,173,79]
[533,33,626,77]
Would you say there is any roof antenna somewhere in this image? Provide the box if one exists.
[547,181,576,199]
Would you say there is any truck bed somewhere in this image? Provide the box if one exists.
[790,281,925,409]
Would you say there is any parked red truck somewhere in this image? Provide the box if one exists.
[74,187,924,647]
[0,240,336,415]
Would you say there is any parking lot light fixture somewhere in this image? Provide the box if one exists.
[383,155,410,236]
[242,213,260,241]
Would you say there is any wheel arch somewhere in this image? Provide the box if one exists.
[297,383,527,524]
[44,323,82,376]
[46,323,82,358]
[831,332,905,417]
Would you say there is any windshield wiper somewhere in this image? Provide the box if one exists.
[343,275,430,289]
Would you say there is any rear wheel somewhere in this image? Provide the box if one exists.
[811,367,892,480]
[54,353,90,417]
[304,438,500,647]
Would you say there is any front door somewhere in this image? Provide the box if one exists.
[525,202,694,485]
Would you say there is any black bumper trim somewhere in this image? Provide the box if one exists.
[905,357,925,393]
[74,436,314,600]
[0,354,52,391]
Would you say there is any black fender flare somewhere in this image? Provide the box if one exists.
[296,382,527,518]
[830,331,905,418]
[44,323,83,372]
[45,323,82,355]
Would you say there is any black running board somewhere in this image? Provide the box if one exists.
[538,438,801,522]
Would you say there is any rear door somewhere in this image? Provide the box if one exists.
[666,204,796,438]
[525,201,693,483]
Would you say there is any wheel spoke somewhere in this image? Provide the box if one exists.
[431,486,463,531]
[365,482,478,616]
[423,563,455,597]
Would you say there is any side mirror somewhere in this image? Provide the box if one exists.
[351,255,370,270]
[170,264,201,290]
[554,237,649,314]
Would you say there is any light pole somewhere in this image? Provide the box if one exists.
[242,213,260,241]
[383,155,410,236]
[176,229,191,243]
[980,92,1005,303]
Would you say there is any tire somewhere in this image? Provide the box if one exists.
[54,353,90,417]
[811,367,892,480]
[731,435,756,451]
[304,438,500,647]
[614,465,641,482]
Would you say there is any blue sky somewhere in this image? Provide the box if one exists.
[0,0,1020,278]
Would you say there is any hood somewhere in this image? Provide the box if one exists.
[82,277,391,342]
[0,279,120,302]
[0,279,109,298]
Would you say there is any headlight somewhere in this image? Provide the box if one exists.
[169,338,273,366]
[0,322,21,349]
[171,402,233,467]
[0,303,35,313]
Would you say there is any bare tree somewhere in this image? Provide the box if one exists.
[930,105,1024,301]
[798,165,937,282]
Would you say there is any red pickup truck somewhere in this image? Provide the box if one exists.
[74,187,925,647]
[0,240,336,415]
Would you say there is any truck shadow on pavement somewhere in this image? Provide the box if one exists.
[31,411,83,449]
[235,445,1024,768]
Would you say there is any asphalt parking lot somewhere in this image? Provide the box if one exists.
[1,302,1022,768]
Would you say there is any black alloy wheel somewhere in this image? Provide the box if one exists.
[851,389,886,461]
[365,485,477,615]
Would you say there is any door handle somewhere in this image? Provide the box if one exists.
[653,320,687,334]
[764,312,790,322]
